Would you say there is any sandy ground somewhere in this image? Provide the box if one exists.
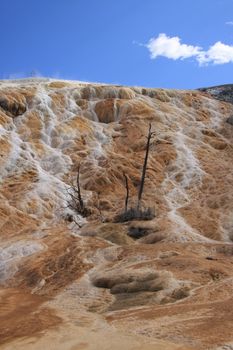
[0,287,192,350]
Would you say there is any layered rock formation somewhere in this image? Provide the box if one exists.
[1,78,233,349]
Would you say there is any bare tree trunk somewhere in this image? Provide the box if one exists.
[137,123,154,211]
[76,163,84,212]
[123,172,129,213]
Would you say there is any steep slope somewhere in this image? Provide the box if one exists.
[1,79,233,349]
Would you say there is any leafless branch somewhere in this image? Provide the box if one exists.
[66,162,90,218]
[123,172,129,213]
[137,123,155,210]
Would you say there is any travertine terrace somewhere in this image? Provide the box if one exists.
[1,78,233,349]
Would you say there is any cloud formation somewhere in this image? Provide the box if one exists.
[147,33,201,60]
[146,33,233,66]
[199,41,233,65]
[226,21,233,26]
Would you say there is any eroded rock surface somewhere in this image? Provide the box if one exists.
[1,79,233,349]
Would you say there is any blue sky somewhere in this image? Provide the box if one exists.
[1,0,233,89]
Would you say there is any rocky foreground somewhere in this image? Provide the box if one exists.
[1,79,233,349]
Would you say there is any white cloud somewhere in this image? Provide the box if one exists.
[226,21,233,26]
[145,33,233,66]
[147,33,201,60]
[198,41,233,65]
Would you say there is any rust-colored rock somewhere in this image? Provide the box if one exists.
[0,92,27,117]
[94,98,118,123]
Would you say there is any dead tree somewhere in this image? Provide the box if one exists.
[76,163,84,213]
[114,123,156,223]
[67,163,89,217]
[137,123,155,210]
[123,172,129,213]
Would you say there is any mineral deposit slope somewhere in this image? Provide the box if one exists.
[1,79,233,349]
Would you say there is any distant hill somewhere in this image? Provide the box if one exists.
[199,84,233,104]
